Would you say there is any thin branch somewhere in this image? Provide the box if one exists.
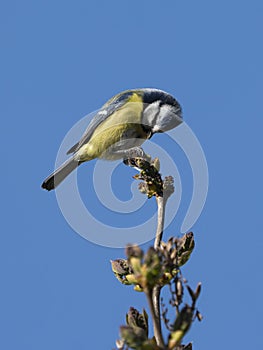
[151,195,167,349]
[145,288,165,349]
[154,196,166,249]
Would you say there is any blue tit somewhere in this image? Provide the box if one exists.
[41,88,182,191]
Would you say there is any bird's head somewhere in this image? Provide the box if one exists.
[140,88,183,134]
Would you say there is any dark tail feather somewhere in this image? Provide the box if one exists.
[41,158,80,191]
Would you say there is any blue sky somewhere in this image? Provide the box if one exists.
[1,0,263,349]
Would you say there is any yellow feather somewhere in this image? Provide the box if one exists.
[75,93,145,161]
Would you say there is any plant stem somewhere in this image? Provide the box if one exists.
[154,196,165,249]
[145,288,165,349]
[151,195,166,348]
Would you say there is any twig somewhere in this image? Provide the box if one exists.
[145,288,165,349]
[124,158,169,348]
[154,196,165,249]
[152,195,166,349]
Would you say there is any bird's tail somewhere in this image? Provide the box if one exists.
[41,158,80,191]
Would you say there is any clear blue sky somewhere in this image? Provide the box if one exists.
[1,0,262,349]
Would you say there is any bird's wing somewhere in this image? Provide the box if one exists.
[66,90,135,155]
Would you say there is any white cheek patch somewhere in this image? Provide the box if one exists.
[156,105,182,132]
[142,101,160,128]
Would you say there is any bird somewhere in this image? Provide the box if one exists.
[41,88,183,191]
